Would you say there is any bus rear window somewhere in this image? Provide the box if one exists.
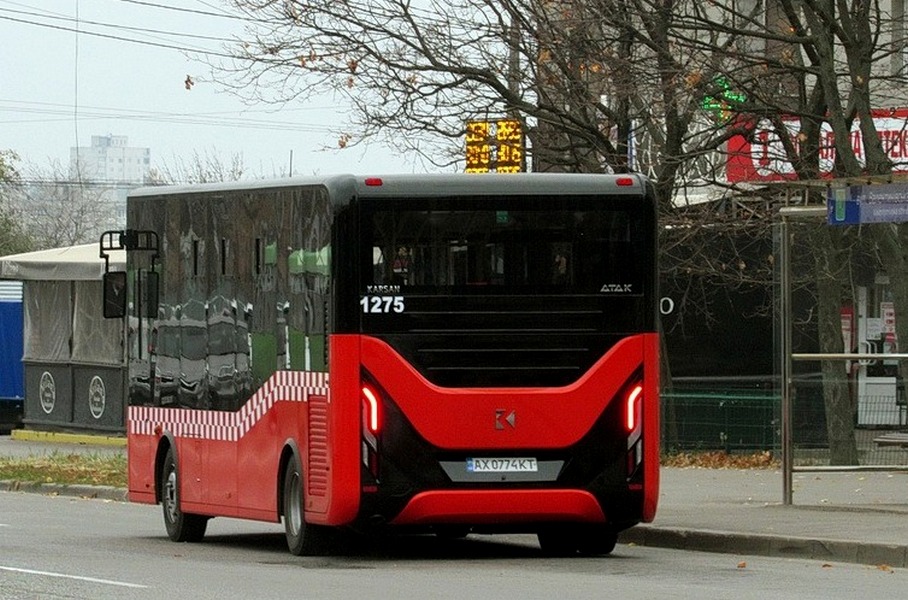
[363,196,648,294]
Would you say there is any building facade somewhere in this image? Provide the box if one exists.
[70,134,150,184]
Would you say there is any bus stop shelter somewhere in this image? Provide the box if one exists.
[0,244,126,433]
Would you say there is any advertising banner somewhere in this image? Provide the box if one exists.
[726,109,908,183]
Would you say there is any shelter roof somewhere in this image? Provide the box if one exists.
[0,243,125,281]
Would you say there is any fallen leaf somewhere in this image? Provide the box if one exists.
[737,561,747,569]
[821,563,833,569]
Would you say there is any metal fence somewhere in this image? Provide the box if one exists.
[662,378,778,453]
[661,375,908,465]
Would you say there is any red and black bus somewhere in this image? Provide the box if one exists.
[104,173,659,556]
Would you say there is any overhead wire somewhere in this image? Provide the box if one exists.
[0,99,337,133]
[73,0,81,185]
[0,11,240,58]
[0,5,239,44]
[0,1,337,139]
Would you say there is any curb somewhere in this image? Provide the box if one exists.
[620,525,908,568]
[1,479,128,502]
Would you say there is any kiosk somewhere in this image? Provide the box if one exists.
[0,244,126,433]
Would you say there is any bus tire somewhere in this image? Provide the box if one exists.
[538,525,618,557]
[282,455,331,556]
[537,528,578,557]
[161,447,208,543]
[576,526,617,556]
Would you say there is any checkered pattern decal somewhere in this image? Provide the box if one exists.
[128,371,329,442]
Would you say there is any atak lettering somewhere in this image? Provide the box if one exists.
[600,283,633,293]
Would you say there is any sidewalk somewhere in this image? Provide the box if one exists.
[622,467,908,567]
[2,432,907,566]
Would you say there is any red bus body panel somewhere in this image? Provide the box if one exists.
[359,332,659,526]
[360,334,655,450]
[127,332,659,528]
[127,369,359,526]
[390,490,606,525]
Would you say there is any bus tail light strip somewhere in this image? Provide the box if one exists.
[625,384,643,440]
[362,385,381,437]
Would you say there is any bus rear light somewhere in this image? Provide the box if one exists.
[625,383,644,480]
[362,385,381,435]
[361,384,382,482]
[364,177,383,187]
[616,177,635,186]
[625,384,643,433]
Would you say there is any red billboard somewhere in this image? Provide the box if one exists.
[726,109,908,183]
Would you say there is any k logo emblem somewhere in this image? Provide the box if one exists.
[495,409,516,430]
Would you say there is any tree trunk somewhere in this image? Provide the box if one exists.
[813,228,859,465]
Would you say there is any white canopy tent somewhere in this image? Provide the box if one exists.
[0,243,124,281]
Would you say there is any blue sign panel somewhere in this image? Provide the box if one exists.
[827,187,861,225]
[828,183,908,224]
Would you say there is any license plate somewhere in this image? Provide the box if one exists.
[467,457,538,473]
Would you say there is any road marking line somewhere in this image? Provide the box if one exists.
[0,566,148,589]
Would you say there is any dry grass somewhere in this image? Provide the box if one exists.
[662,450,779,470]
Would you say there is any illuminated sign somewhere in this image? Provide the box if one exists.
[465,119,525,173]
[702,76,746,122]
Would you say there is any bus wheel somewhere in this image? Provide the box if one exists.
[538,526,618,557]
[576,526,617,556]
[161,447,208,543]
[537,529,578,557]
[282,456,331,556]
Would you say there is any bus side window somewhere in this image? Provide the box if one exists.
[372,246,386,283]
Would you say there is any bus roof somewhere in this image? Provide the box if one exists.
[127,173,651,201]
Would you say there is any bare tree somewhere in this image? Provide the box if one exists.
[214,0,759,340]
[147,149,253,185]
[0,151,34,256]
[13,160,119,249]
[672,0,908,463]
[214,1,741,203]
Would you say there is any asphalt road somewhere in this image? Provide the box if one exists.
[0,491,904,600]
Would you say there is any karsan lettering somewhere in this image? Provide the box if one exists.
[366,284,401,294]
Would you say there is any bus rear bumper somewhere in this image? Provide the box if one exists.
[388,489,607,526]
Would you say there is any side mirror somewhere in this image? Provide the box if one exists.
[103,271,128,319]
[143,271,160,319]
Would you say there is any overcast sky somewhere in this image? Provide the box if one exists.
[1,0,428,178]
